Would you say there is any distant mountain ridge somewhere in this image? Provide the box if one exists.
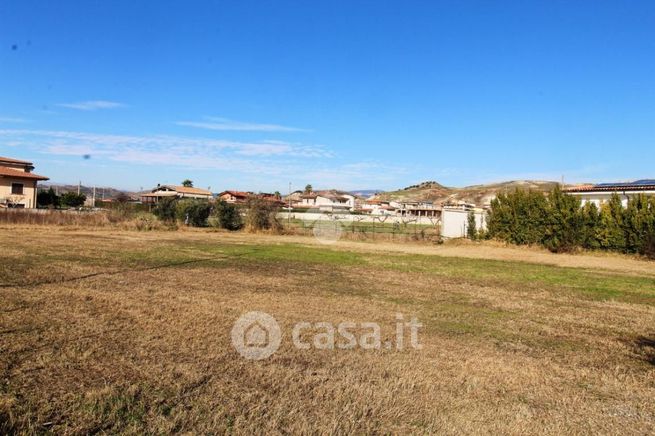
[348,189,384,198]
[41,183,134,199]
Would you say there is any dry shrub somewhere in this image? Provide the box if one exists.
[245,198,282,233]
[0,209,166,230]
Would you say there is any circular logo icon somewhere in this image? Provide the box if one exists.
[231,311,282,360]
[312,215,344,245]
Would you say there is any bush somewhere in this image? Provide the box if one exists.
[153,197,177,223]
[487,189,548,245]
[542,186,583,253]
[211,200,243,231]
[466,210,478,240]
[37,187,59,208]
[580,202,602,250]
[176,200,212,227]
[60,192,86,208]
[487,187,655,257]
[246,198,281,232]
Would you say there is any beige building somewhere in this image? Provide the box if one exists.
[0,156,49,208]
[140,184,213,203]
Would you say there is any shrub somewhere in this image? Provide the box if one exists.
[246,198,281,232]
[622,194,655,255]
[466,210,478,240]
[542,186,583,253]
[487,189,548,245]
[37,187,60,208]
[176,200,211,227]
[60,192,86,208]
[211,200,243,231]
[153,197,177,223]
[596,194,626,251]
[580,202,602,250]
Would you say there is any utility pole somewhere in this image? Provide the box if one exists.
[77,181,81,195]
[92,186,96,208]
[288,182,292,227]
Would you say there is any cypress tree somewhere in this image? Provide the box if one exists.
[543,186,583,253]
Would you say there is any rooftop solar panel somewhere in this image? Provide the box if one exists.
[594,179,655,188]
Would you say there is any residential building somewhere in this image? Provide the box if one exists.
[0,156,49,208]
[393,201,441,218]
[360,199,397,215]
[218,190,251,204]
[141,184,213,203]
[564,180,655,207]
[299,190,355,211]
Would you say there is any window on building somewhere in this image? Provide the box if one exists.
[11,183,24,195]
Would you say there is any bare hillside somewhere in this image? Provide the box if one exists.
[373,180,561,206]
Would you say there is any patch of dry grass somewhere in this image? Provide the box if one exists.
[1,227,654,434]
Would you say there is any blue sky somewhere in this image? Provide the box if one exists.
[1,0,654,192]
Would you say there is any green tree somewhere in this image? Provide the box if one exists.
[37,187,59,208]
[623,194,655,255]
[466,210,478,240]
[580,202,602,250]
[212,200,243,231]
[153,197,177,223]
[304,184,313,193]
[60,192,86,208]
[487,189,548,245]
[181,179,194,188]
[542,186,583,253]
[596,194,626,251]
[176,200,211,227]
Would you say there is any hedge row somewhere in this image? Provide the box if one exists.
[486,187,655,257]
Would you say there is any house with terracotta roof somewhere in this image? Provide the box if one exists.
[218,190,251,204]
[564,180,655,207]
[140,184,213,203]
[0,156,49,208]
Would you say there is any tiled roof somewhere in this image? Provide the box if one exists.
[0,167,49,181]
[0,156,33,165]
[564,180,655,193]
[157,185,212,196]
[219,190,250,198]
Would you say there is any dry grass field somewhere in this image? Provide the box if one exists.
[1,226,655,434]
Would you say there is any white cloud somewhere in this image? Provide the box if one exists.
[176,117,308,132]
[57,100,126,111]
[0,116,30,123]
[0,128,332,168]
[0,128,401,190]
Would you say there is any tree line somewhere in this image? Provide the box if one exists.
[483,187,655,258]
[152,197,281,232]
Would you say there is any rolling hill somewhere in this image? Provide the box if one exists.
[372,180,562,206]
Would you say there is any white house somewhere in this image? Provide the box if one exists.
[564,180,655,207]
[360,199,397,215]
[300,191,355,211]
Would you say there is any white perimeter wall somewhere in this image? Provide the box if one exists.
[441,209,487,239]
[278,212,440,226]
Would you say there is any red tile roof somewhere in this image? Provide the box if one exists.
[564,183,655,193]
[0,156,33,165]
[155,185,212,196]
[0,167,49,181]
[219,190,250,198]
